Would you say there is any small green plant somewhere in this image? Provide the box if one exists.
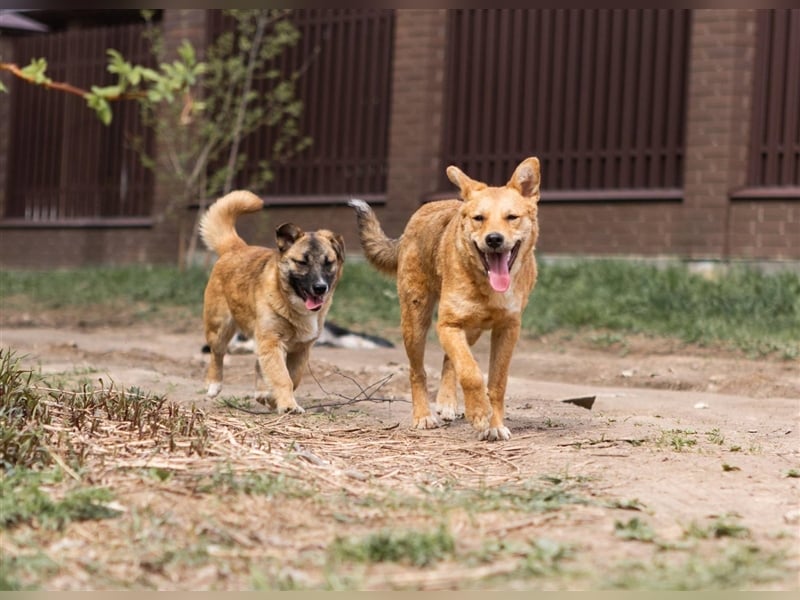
[194,466,305,498]
[706,428,725,445]
[657,429,698,452]
[0,469,121,531]
[329,524,455,568]
[604,544,788,590]
[614,517,656,542]
[785,468,800,478]
[684,514,750,540]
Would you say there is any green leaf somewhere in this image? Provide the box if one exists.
[84,93,113,125]
[20,58,51,85]
[90,85,123,98]
[139,67,161,82]
[0,81,7,94]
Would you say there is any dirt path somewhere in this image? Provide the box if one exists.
[1,324,798,590]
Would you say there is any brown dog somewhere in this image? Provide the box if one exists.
[348,157,540,440]
[200,190,345,413]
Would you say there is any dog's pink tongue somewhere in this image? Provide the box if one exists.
[487,252,511,292]
[305,296,324,310]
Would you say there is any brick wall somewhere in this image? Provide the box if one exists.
[729,201,800,259]
[680,9,757,260]
[381,9,448,238]
[538,202,683,256]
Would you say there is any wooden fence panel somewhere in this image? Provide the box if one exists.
[6,22,154,222]
[207,9,394,198]
[440,9,691,193]
[749,9,800,187]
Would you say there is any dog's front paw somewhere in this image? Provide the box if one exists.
[276,403,305,415]
[435,403,460,422]
[255,393,276,408]
[413,414,442,429]
[479,426,511,442]
[206,382,222,398]
[466,412,491,432]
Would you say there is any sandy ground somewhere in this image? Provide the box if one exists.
[1,321,799,589]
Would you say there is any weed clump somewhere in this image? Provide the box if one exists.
[330,524,456,567]
[0,348,208,471]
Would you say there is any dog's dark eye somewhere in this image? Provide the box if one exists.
[506,214,519,221]
[472,215,485,222]
[293,258,308,267]
[324,258,334,267]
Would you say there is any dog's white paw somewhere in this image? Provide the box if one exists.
[435,403,459,422]
[479,426,511,442]
[277,403,305,415]
[413,414,442,430]
[206,382,222,398]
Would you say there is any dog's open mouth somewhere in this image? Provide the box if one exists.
[476,241,521,293]
[303,294,325,312]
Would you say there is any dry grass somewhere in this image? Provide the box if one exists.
[1,349,796,591]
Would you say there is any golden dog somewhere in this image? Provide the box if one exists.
[348,157,540,440]
[200,190,345,413]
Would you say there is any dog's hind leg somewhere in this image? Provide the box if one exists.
[204,315,237,398]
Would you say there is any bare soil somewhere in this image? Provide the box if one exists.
[1,317,798,590]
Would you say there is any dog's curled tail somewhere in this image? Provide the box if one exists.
[347,199,399,276]
[199,190,265,256]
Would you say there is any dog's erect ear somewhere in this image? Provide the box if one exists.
[447,165,487,200]
[276,223,304,253]
[322,231,346,262]
[331,233,345,262]
[507,157,541,199]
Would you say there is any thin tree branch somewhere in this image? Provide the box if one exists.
[0,61,145,101]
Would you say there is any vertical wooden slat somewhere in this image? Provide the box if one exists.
[649,10,669,187]
[573,11,599,188]
[519,10,537,175]
[765,10,787,185]
[780,9,800,185]
[562,10,581,188]
[633,10,654,188]
[589,10,610,188]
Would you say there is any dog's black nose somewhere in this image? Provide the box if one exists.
[485,232,504,249]
[312,282,329,296]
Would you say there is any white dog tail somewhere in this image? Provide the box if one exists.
[199,190,265,256]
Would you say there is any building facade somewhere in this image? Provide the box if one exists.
[1,9,798,268]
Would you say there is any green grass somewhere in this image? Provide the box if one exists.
[2,259,798,356]
[524,260,800,358]
[0,264,208,310]
[328,524,456,568]
[0,469,120,531]
[603,544,788,590]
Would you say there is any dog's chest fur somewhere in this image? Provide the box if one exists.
[292,312,322,345]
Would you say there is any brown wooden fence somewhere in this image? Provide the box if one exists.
[748,9,800,188]
[207,9,394,200]
[440,9,691,195]
[5,22,154,223]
